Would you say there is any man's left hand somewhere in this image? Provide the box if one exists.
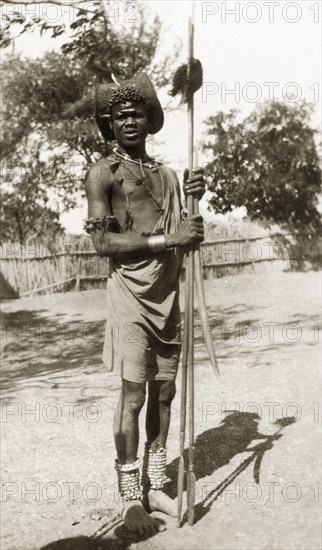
[183,167,206,199]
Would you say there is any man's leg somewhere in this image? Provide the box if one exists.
[114,379,164,535]
[114,379,146,463]
[146,380,176,448]
[143,379,177,516]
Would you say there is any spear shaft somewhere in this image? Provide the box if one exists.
[177,8,196,527]
[186,6,196,527]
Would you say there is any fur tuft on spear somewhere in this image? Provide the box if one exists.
[169,58,203,104]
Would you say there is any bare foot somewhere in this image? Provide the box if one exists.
[147,489,178,517]
[120,500,166,536]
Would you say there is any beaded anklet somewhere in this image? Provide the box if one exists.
[141,443,167,491]
[115,458,143,501]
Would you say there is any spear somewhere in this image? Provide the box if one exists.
[172,3,220,527]
[186,8,196,527]
[175,8,197,527]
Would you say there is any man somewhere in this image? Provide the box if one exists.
[85,73,205,536]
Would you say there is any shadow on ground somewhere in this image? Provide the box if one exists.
[0,304,258,395]
[165,412,297,526]
[39,515,168,550]
[39,536,128,550]
[193,306,320,368]
[1,310,105,393]
[1,299,319,395]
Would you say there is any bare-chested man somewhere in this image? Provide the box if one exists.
[85,73,205,536]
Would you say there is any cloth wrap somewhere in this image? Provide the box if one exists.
[102,157,184,379]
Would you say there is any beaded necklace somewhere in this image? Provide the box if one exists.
[113,147,165,230]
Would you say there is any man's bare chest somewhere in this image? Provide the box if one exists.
[110,162,165,234]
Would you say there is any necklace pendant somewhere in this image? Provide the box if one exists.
[135,177,145,186]
[125,207,134,230]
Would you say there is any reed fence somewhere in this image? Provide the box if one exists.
[0,234,310,297]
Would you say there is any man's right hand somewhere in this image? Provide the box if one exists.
[166,215,204,248]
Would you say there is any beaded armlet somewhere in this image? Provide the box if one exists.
[84,215,120,234]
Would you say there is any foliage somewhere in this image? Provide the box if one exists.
[1,1,174,243]
[203,101,321,239]
[0,144,65,244]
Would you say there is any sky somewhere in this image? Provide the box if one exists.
[6,0,322,232]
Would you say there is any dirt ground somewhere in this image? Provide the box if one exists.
[1,271,321,550]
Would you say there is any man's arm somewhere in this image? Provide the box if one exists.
[85,164,204,259]
[85,164,153,258]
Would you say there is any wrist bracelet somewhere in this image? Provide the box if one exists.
[148,235,166,253]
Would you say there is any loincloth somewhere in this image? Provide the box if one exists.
[102,252,182,382]
[104,295,181,383]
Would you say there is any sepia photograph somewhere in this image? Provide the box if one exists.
[0,1,321,549]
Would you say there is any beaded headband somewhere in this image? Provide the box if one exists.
[107,85,150,112]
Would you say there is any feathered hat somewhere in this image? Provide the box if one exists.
[62,72,164,141]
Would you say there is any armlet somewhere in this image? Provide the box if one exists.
[84,216,121,234]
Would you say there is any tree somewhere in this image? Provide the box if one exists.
[203,101,321,239]
[0,1,175,243]
[1,1,172,162]
[0,144,65,245]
